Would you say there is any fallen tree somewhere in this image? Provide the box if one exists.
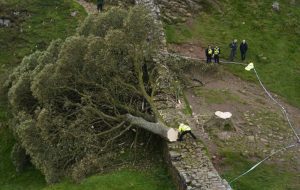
[125,114,178,142]
[6,6,177,183]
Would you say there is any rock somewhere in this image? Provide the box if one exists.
[247,136,255,142]
[170,150,182,160]
[260,138,268,143]
[272,2,280,12]
[217,132,232,141]
[0,18,11,27]
[208,171,217,178]
[71,11,78,17]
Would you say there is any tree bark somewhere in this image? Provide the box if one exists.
[125,114,178,142]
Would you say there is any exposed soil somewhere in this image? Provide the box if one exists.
[182,65,300,173]
[168,43,206,59]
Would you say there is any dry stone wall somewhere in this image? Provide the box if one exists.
[134,0,230,189]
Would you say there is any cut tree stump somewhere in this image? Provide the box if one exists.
[204,111,236,131]
[125,114,178,142]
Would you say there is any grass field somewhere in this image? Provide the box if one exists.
[220,151,299,190]
[165,0,300,108]
[0,0,86,67]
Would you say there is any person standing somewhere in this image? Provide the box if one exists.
[213,45,221,64]
[205,45,213,63]
[97,0,104,12]
[177,123,197,141]
[229,39,238,61]
[240,40,248,61]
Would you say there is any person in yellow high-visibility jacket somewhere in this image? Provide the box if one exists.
[178,123,197,141]
[205,45,213,63]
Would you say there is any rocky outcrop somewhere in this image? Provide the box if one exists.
[155,0,221,24]
[0,18,11,27]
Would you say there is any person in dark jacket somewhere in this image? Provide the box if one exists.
[213,46,221,63]
[97,0,104,12]
[229,39,237,61]
[240,40,248,61]
[205,45,213,63]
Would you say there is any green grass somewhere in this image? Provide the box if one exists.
[44,168,174,190]
[0,126,46,190]
[194,88,242,104]
[0,0,87,67]
[220,151,299,190]
[182,91,193,116]
[165,0,300,108]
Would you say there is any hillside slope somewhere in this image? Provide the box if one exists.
[165,0,300,107]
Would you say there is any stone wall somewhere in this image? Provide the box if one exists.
[163,140,231,190]
[135,0,230,189]
[135,0,166,46]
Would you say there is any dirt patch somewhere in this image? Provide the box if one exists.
[168,43,206,59]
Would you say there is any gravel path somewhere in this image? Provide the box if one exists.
[76,0,97,14]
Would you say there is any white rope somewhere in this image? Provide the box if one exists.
[160,51,300,186]
[163,52,300,141]
[229,66,300,185]
[229,143,298,184]
[160,51,247,65]
[253,68,300,142]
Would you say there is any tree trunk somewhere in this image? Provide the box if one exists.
[125,114,178,142]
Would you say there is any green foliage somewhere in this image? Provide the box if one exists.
[0,0,86,188]
[165,0,300,108]
[7,6,163,183]
[0,126,174,190]
[78,8,128,37]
